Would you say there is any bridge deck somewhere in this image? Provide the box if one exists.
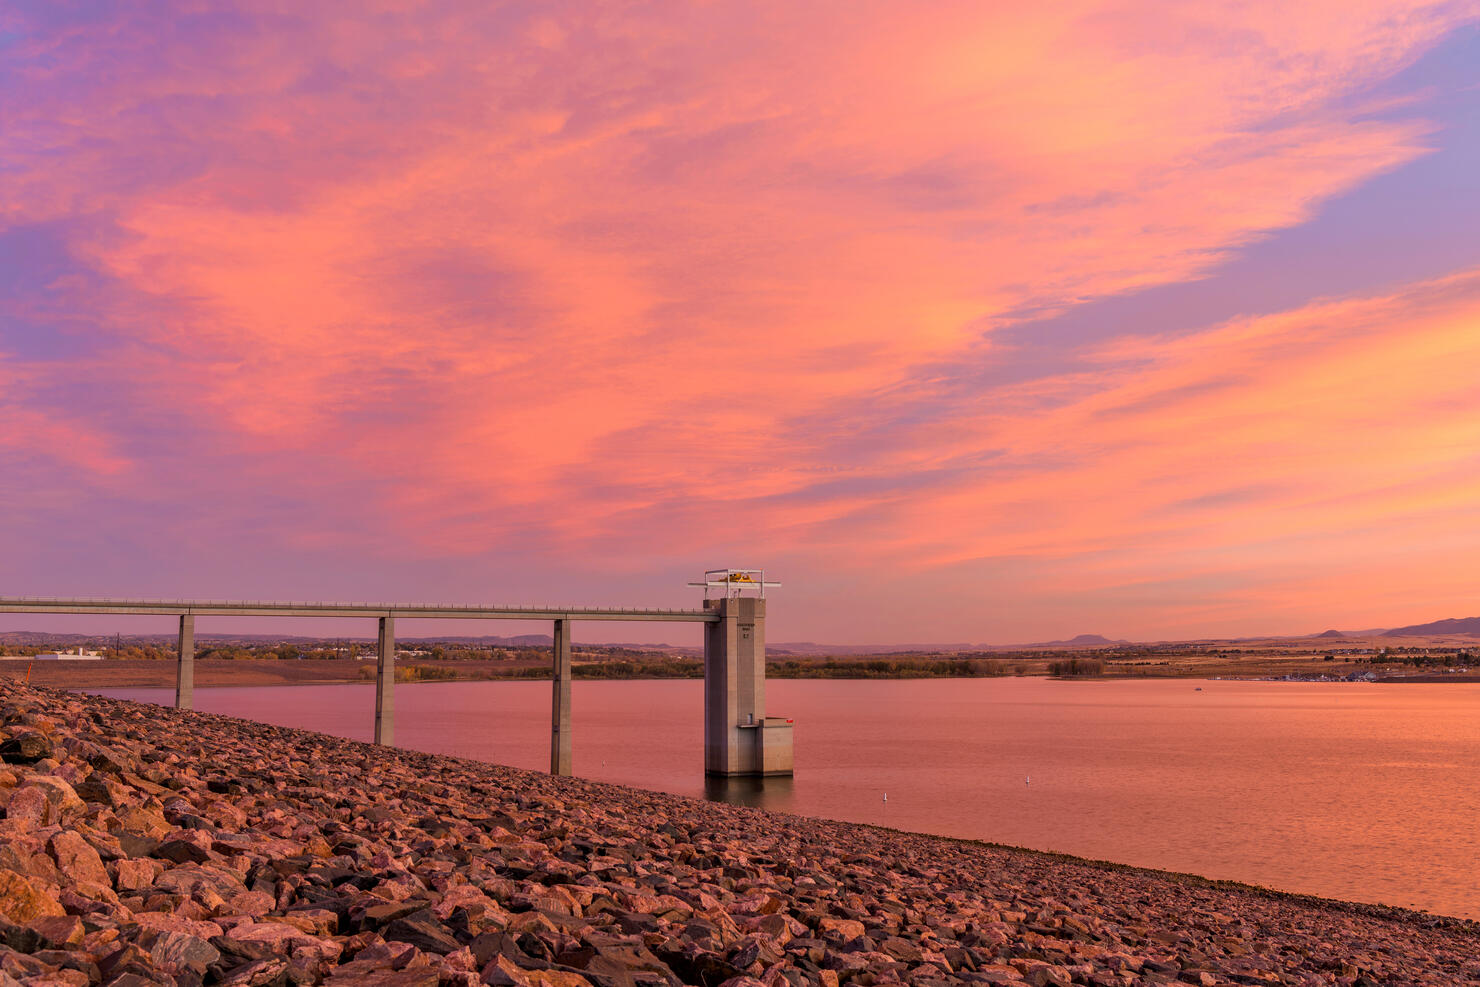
[0,597,718,622]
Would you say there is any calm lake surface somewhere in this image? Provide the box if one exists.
[96,678,1480,918]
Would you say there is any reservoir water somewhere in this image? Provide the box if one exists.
[96,677,1480,919]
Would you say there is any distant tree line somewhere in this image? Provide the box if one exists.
[1358,649,1474,668]
[771,657,1009,678]
[413,656,1025,681]
[358,665,461,682]
[503,658,703,679]
[1047,657,1105,677]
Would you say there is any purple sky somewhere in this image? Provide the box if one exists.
[4,4,1480,644]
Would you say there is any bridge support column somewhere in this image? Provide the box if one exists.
[550,618,572,776]
[175,614,194,710]
[375,616,394,746]
[705,597,792,775]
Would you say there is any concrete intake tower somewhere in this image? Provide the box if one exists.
[695,570,793,776]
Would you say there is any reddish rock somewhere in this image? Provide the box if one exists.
[481,953,531,986]
[325,964,440,986]
[217,957,289,985]
[224,889,275,917]
[108,857,159,893]
[384,911,460,954]
[47,831,109,886]
[281,906,338,935]
[975,966,1027,983]
[227,920,309,954]
[154,835,213,864]
[2,785,48,830]
[523,971,595,987]
[16,776,82,824]
[355,940,426,970]
[147,928,222,973]
[0,868,66,923]
[0,841,61,884]
[133,909,225,940]
[151,861,247,899]
[114,805,171,838]
[23,913,85,948]
[818,916,866,940]
[229,919,344,965]
[0,730,53,763]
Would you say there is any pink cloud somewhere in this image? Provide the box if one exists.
[3,1,1479,637]
[811,269,1480,637]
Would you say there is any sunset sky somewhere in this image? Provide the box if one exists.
[4,2,1480,644]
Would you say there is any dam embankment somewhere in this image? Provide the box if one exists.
[0,684,1476,985]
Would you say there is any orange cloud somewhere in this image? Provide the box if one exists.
[3,1,1479,636]
[808,270,1480,637]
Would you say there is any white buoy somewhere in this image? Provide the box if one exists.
[882,792,888,802]
[1025,775,1030,786]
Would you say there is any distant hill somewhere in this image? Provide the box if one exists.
[0,632,101,646]
[1382,616,1480,637]
[1002,633,1129,648]
[1313,629,1345,639]
[1063,633,1119,646]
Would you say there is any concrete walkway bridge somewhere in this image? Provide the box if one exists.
[0,572,792,778]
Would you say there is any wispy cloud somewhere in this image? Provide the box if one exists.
[2,1,1478,637]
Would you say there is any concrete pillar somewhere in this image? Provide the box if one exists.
[175,614,195,710]
[375,616,394,746]
[704,596,790,775]
[550,618,572,776]
[705,597,740,773]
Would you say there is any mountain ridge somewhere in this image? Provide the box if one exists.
[1381,616,1480,637]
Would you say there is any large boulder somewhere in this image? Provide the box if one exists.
[15,776,83,825]
[109,857,160,893]
[227,921,344,964]
[152,862,248,899]
[48,831,110,886]
[0,787,47,831]
[132,911,225,941]
[147,928,222,975]
[0,732,52,764]
[383,911,460,955]
[0,869,66,924]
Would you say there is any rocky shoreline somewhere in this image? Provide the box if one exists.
[0,685,1475,986]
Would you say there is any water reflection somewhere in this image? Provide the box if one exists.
[91,677,1480,917]
[704,773,794,809]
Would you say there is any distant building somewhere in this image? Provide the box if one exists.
[35,647,104,661]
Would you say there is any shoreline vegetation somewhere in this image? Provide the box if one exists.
[1,683,1477,985]
[4,643,1480,690]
